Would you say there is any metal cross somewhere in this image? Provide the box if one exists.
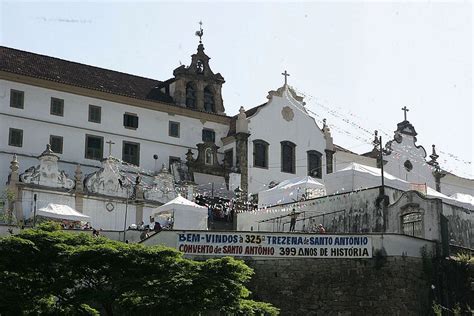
[106,140,115,157]
[401,106,409,121]
[282,70,290,85]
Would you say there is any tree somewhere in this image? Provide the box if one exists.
[0,223,278,315]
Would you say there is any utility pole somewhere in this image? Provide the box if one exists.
[33,194,37,227]
[379,136,385,196]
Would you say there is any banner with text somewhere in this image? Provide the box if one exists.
[177,232,372,258]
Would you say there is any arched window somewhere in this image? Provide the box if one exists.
[205,148,213,165]
[253,140,269,168]
[281,141,296,174]
[307,150,322,178]
[203,86,215,112]
[186,82,196,109]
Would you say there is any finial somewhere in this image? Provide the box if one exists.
[430,144,439,163]
[195,21,204,44]
[281,70,290,86]
[10,154,19,173]
[401,106,409,121]
[40,144,55,156]
[373,130,380,147]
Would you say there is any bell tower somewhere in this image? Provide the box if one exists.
[173,22,225,114]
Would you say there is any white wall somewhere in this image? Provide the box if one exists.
[0,80,229,192]
[440,173,474,196]
[246,89,327,194]
[383,134,436,188]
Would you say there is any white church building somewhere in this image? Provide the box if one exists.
[0,30,472,231]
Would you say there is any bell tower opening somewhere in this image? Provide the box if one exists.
[186,82,196,109]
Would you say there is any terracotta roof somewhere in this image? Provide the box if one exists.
[0,46,174,103]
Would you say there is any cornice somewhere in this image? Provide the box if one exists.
[0,70,231,125]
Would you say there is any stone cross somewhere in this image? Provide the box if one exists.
[401,106,409,121]
[106,140,115,157]
[282,70,290,85]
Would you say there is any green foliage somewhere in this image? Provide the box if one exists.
[432,301,442,316]
[234,299,280,315]
[0,188,17,224]
[425,247,472,316]
[452,252,473,265]
[0,223,278,315]
[36,220,63,231]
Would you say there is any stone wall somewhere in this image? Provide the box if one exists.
[245,257,430,316]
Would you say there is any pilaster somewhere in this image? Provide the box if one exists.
[235,132,250,197]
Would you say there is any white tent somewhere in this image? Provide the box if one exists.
[151,195,208,230]
[36,203,90,222]
[325,163,411,194]
[325,163,474,210]
[258,176,326,208]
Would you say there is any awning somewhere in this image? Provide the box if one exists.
[37,203,90,222]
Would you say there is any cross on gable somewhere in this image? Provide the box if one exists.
[282,70,290,85]
[106,140,115,157]
[401,106,409,121]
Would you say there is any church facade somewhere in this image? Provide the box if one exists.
[0,32,472,230]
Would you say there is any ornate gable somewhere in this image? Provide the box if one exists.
[84,157,132,198]
[20,144,74,189]
[144,165,177,203]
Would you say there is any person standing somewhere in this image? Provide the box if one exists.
[289,209,298,232]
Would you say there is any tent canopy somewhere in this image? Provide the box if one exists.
[325,163,474,210]
[37,203,90,222]
[258,176,326,208]
[152,195,208,230]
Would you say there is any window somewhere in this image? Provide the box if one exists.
[123,113,138,129]
[50,135,63,154]
[202,129,215,143]
[50,98,64,116]
[307,150,322,178]
[10,90,24,109]
[89,105,101,123]
[402,212,422,237]
[224,149,233,168]
[122,141,140,166]
[169,121,180,138]
[203,86,215,112]
[85,135,103,160]
[253,140,269,168]
[281,141,296,173]
[205,148,213,165]
[8,128,23,147]
[186,82,196,109]
[169,156,181,170]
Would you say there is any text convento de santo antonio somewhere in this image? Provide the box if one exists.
[177,232,372,258]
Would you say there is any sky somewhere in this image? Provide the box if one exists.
[0,1,472,179]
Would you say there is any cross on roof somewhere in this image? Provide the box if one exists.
[282,70,290,85]
[106,140,115,157]
[401,106,409,121]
